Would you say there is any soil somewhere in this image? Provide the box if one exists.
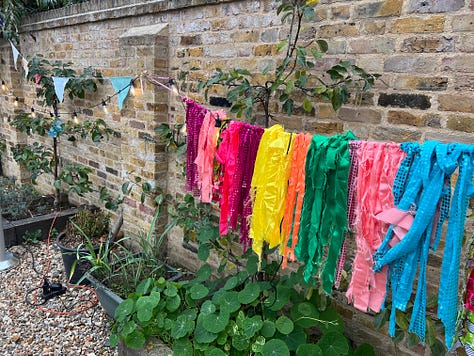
[59,232,108,249]
[1,195,57,221]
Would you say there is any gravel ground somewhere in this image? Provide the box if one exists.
[0,240,118,355]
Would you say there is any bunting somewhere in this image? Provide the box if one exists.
[52,77,70,103]
[109,76,132,110]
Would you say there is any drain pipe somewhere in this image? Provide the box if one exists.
[0,209,18,272]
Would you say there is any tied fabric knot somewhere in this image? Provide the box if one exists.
[374,204,416,247]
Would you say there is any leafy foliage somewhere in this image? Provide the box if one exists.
[197,0,379,126]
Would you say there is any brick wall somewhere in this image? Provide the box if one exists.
[0,0,473,354]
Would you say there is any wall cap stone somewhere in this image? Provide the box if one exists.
[120,23,168,38]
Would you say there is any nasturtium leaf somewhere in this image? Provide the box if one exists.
[268,285,290,311]
[316,331,349,356]
[243,315,263,338]
[166,294,181,312]
[252,335,266,353]
[124,329,146,350]
[190,284,209,300]
[109,333,119,348]
[430,339,447,356]
[136,278,153,295]
[173,338,193,356]
[216,331,228,345]
[182,308,198,321]
[318,308,344,333]
[232,333,250,351]
[296,344,322,356]
[115,299,134,322]
[246,254,259,275]
[261,320,276,338]
[171,315,194,339]
[276,326,307,351]
[276,316,294,335]
[223,276,238,291]
[194,315,218,344]
[122,320,137,336]
[200,300,216,315]
[196,264,212,282]
[262,339,290,356]
[203,311,230,333]
[396,310,409,331]
[426,318,437,346]
[197,244,210,261]
[164,283,178,297]
[238,283,260,304]
[208,348,226,356]
[219,291,241,313]
[197,225,218,242]
[291,302,319,328]
[302,98,313,112]
[373,308,389,330]
[136,295,160,322]
[353,343,376,356]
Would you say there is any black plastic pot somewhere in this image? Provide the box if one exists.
[56,231,100,284]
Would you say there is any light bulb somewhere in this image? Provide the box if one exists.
[102,100,108,114]
[1,81,6,92]
[30,107,36,118]
[14,97,18,107]
[73,111,78,124]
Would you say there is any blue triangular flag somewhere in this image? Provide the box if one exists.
[109,76,132,110]
[52,77,70,102]
[9,40,20,70]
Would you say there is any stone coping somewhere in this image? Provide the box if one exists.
[20,0,234,33]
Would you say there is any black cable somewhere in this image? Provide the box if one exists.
[19,244,42,275]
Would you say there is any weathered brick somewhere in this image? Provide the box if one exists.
[446,114,474,133]
[130,120,146,129]
[452,14,474,32]
[309,121,344,134]
[105,166,118,176]
[439,94,474,113]
[363,20,386,35]
[261,28,279,43]
[180,35,202,46]
[400,35,453,53]
[384,56,438,73]
[390,16,445,33]
[187,47,203,57]
[378,93,431,109]
[318,23,359,38]
[231,30,259,43]
[348,38,395,54]
[387,110,427,126]
[408,0,464,13]
[393,76,448,91]
[453,75,474,91]
[442,55,474,73]
[459,35,474,53]
[337,107,382,124]
[355,0,403,18]
[331,5,350,20]
[424,113,441,127]
[371,126,422,141]
[253,44,278,56]
[425,131,474,144]
[318,104,338,119]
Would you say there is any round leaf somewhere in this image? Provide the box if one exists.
[296,344,322,356]
[276,325,307,351]
[353,343,376,356]
[115,299,134,322]
[124,329,146,350]
[136,295,160,322]
[197,264,212,282]
[198,244,210,261]
[262,339,290,356]
[195,315,218,344]
[200,300,216,315]
[243,315,263,338]
[223,276,238,291]
[232,333,250,351]
[246,254,259,275]
[171,315,194,339]
[203,311,230,333]
[275,316,294,335]
[208,348,226,356]
[238,283,260,304]
[190,284,209,300]
[173,338,193,356]
[318,308,344,333]
[317,331,349,356]
[166,294,181,312]
[261,320,276,338]
[218,291,241,313]
[164,284,178,297]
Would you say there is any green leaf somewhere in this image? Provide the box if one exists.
[195,315,218,344]
[197,244,210,261]
[262,339,290,356]
[232,333,250,351]
[223,276,238,291]
[318,308,344,334]
[296,344,322,356]
[109,333,119,348]
[243,315,263,338]
[190,284,209,300]
[353,343,376,356]
[276,326,307,351]
[246,255,259,275]
[316,40,329,53]
[201,300,216,315]
[252,335,266,353]
[407,332,421,348]
[373,308,389,330]
[268,285,291,311]
[277,40,288,52]
[282,98,294,115]
[208,348,226,356]
[261,320,276,338]
[285,80,295,94]
[166,294,181,312]
[302,98,313,112]
[124,329,146,349]
[430,339,446,356]
[291,302,319,328]
[173,338,193,356]
[395,310,409,331]
[196,264,212,282]
[115,299,134,322]
[426,294,438,309]
[426,318,437,346]
[171,315,195,339]
[197,225,218,243]
[276,316,294,335]
[203,311,230,333]
[164,284,178,297]
[238,283,260,304]
[136,295,160,322]
[219,291,241,313]
[317,331,349,356]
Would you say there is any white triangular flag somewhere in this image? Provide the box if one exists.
[22,58,29,77]
[52,77,70,102]
[9,40,20,71]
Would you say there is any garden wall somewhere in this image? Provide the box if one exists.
[0,0,473,354]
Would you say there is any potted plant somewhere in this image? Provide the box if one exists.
[56,206,110,284]
[0,176,76,247]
